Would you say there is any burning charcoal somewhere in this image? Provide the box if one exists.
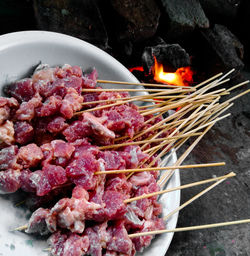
[33,0,108,49]
[110,0,160,42]
[201,24,244,71]
[142,43,191,74]
[160,0,209,38]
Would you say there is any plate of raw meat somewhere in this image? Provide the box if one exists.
[0,31,180,256]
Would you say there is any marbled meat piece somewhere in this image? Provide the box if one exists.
[82,93,99,108]
[84,222,110,256]
[18,143,43,168]
[129,171,155,187]
[15,93,42,121]
[82,112,115,140]
[98,151,126,170]
[102,190,126,220]
[48,186,101,233]
[66,152,100,190]
[119,145,149,169]
[107,220,134,256]
[41,140,75,167]
[72,139,99,159]
[63,120,92,142]
[0,120,15,145]
[25,208,50,235]
[132,218,165,252]
[48,231,89,256]
[36,95,62,117]
[60,88,83,119]
[105,175,132,198]
[82,68,98,88]
[0,145,20,170]
[47,117,68,133]
[0,169,21,194]
[7,79,35,102]
[14,121,34,144]
[102,104,144,137]
[0,97,19,125]
[29,164,67,196]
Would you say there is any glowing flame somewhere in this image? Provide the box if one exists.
[153,58,193,86]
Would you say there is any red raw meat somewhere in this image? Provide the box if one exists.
[25,208,50,235]
[47,116,68,133]
[82,68,98,88]
[107,220,134,255]
[0,120,15,145]
[0,169,21,194]
[15,93,42,121]
[18,143,44,168]
[85,222,110,256]
[0,145,20,170]
[63,120,92,142]
[14,121,34,144]
[60,88,83,119]
[7,79,35,102]
[36,95,62,117]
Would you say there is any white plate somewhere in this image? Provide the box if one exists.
[0,31,180,256]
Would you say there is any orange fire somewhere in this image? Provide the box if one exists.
[153,58,193,86]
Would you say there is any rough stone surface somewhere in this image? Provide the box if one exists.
[167,69,250,255]
[110,0,161,42]
[201,24,244,71]
[33,0,108,49]
[160,0,209,38]
[200,0,241,21]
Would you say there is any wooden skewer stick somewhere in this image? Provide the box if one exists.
[14,225,28,231]
[99,132,202,150]
[96,79,193,89]
[128,219,250,238]
[94,162,225,175]
[81,92,171,106]
[147,111,230,169]
[124,172,235,204]
[82,88,195,92]
[226,80,249,92]
[163,177,228,221]
[158,123,215,187]
[194,72,223,88]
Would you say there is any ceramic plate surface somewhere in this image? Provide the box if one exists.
[0,31,180,256]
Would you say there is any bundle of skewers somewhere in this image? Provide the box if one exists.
[0,64,249,256]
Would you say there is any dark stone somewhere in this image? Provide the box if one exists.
[33,0,108,49]
[201,24,244,71]
[110,0,161,42]
[142,43,191,74]
[0,0,36,34]
[160,0,209,38]
[200,0,241,22]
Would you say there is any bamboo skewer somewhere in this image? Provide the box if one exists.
[82,88,195,93]
[94,162,225,175]
[97,79,193,89]
[194,72,223,88]
[158,124,215,187]
[163,177,229,221]
[128,219,250,238]
[125,172,235,204]
[99,132,202,150]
